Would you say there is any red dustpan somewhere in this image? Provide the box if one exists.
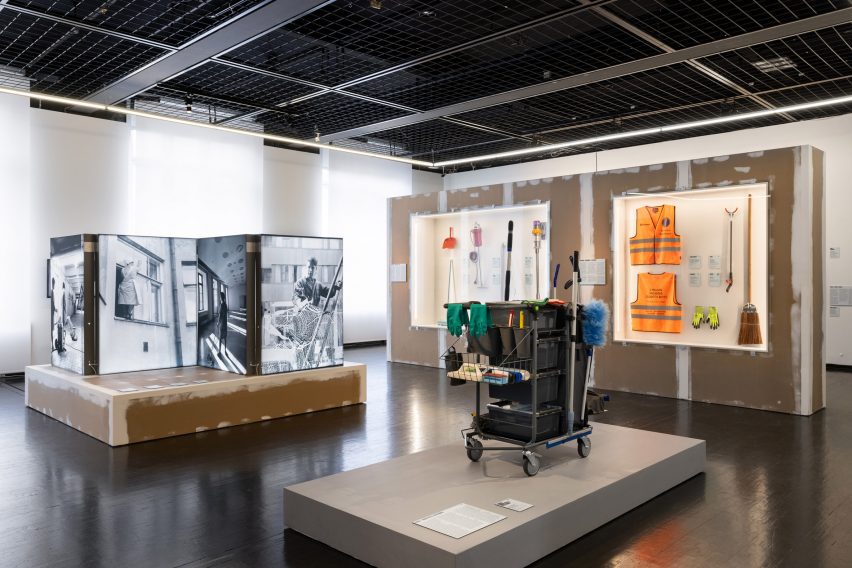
[442,227,457,249]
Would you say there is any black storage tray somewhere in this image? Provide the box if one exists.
[483,401,562,442]
[486,303,561,331]
[488,373,559,403]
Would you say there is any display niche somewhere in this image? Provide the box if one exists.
[410,202,551,328]
[612,183,769,351]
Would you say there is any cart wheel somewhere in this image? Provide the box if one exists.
[578,437,591,458]
[466,438,483,462]
[522,453,540,476]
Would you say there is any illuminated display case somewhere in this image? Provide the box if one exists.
[612,184,769,351]
[410,202,551,328]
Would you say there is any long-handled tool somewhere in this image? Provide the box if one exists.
[470,223,483,286]
[532,220,543,299]
[552,263,560,299]
[443,227,457,304]
[724,207,738,293]
[504,220,514,301]
[738,194,763,345]
[566,251,581,433]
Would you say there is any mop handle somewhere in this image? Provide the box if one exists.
[552,263,560,297]
[746,194,752,302]
[504,221,514,301]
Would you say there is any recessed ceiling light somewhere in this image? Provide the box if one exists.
[752,56,797,73]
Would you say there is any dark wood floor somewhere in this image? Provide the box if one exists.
[2,347,850,567]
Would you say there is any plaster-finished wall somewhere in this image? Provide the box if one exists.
[390,146,825,415]
[445,113,852,365]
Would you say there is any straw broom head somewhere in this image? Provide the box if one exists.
[738,302,762,345]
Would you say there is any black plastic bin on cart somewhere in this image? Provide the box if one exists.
[484,401,562,442]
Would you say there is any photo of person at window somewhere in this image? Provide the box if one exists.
[293,257,342,308]
[116,259,142,319]
[217,291,228,355]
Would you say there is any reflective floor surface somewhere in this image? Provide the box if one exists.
[1,347,850,567]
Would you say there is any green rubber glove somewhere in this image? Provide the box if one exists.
[468,303,491,337]
[446,304,468,337]
[692,306,705,329]
[707,306,720,330]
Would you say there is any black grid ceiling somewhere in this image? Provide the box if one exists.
[698,24,852,92]
[6,0,268,46]
[608,0,848,50]
[161,61,321,109]
[0,0,849,168]
[0,8,167,97]
[136,86,264,131]
[449,63,743,138]
[344,10,664,111]
[257,91,414,140]
[219,0,583,87]
[357,118,515,160]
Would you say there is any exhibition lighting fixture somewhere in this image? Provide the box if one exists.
[431,94,852,167]
[2,84,851,168]
[0,85,432,167]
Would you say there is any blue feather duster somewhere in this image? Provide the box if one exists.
[582,299,610,347]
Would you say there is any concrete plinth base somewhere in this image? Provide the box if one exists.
[25,363,366,446]
[284,423,705,568]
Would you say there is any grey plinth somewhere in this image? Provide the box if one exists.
[283,422,706,567]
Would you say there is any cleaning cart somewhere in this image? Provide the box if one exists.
[443,253,606,476]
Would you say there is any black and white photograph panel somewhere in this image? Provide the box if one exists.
[49,235,85,374]
[98,235,198,374]
[197,236,248,374]
[260,235,343,374]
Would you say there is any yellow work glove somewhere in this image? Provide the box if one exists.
[692,306,705,329]
[707,306,720,330]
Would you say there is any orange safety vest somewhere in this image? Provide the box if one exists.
[631,273,682,333]
[629,205,681,265]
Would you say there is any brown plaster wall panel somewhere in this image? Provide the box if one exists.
[390,146,823,414]
[125,369,364,444]
[594,343,678,397]
[590,165,679,398]
[389,193,443,366]
[812,148,826,412]
[513,177,581,303]
[446,185,502,209]
[689,148,797,413]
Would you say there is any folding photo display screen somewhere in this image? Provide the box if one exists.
[49,235,91,374]
[612,183,769,351]
[259,235,344,374]
[97,235,199,374]
[196,235,251,375]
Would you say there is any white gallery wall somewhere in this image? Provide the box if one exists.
[2,91,848,371]
[0,101,431,371]
[0,93,31,373]
[129,116,263,236]
[443,113,852,365]
[326,150,412,343]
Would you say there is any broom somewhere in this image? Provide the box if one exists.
[738,193,762,345]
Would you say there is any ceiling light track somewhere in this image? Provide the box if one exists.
[2,85,849,170]
[431,95,852,167]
